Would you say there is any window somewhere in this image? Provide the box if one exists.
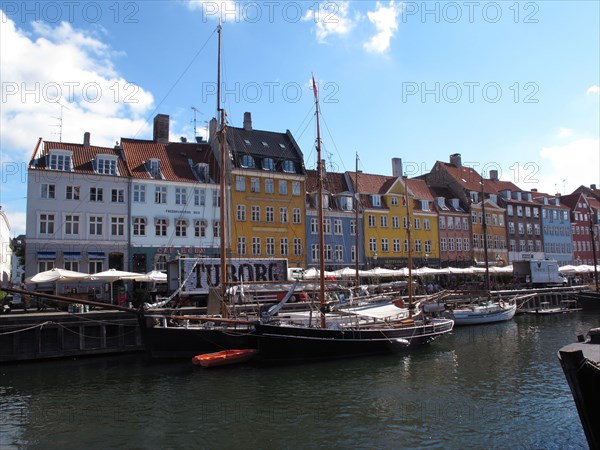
[241,155,255,168]
[148,159,161,178]
[293,208,302,224]
[525,207,531,217]
[65,215,79,235]
[380,216,388,228]
[251,206,260,222]
[292,181,301,196]
[175,220,187,237]
[414,218,421,229]
[311,218,319,234]
[456,239,462,251]
[368,215,376,227]
[403,217,409,229]
[111,217,125,236]
[473,234,478,249]
[213,221,220,238]
[64,261,79,272]
[279,180,287,195]
[41,183,55,199]
[516,206,523,217]
[508,222,515,234]
[155,219,168,236]
[425,240,432,253]
[447,216,453,229]
[97,157,118,175]
[311,244,320,262]
[455,217,461,229]
[195,220,207,237]
[263,158,275,171]
[369,238,377,252]
[334,219,342,234]
[350,220,356,235]
[391,197,398,206]
[265,179,274,194]
[282,160,295,173]
[325,244,332,261]
[381,238,389,252]
[133,218,146,236]
[424,219,430,231]
[339,196,353,211]
[507,205,513,216]
[294,238,302,256]
[415,240,422,253]
[112,189,124,203]
[132,185,144,203]
[89,216,103,236]
[237,205,246,221]
[335,245,343,261]
[280,207,289,223]
[252,237,261,255]
[421,200,430,211]
[439,216,446,229]
[212,190,220,207]
[404,239,409,253]
[323,219,331,234]
[371,195,381,207]
[518,223,524,235]
[49,151,72,171]
[237,237,246,256]
[280,238,289,256]
[266,237,275,256]
[236,176,246,191]
[449,238,455,251]
[266,206,274,222]
[250,178,260,193]
[89,261,103,274]
[440,238,447,251]
[499,215,504,226]
[66,185,80,200]
[175,188,187,205]
[463,218,469,229]
[393,239,401,252]
[351,245,357,262]
[155,255,168,272]
[463,238,470,251]
[154,186,167,204]
[471,212,477,224]
[39,260,55,272]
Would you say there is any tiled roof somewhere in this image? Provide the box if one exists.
[428,186,468,212]
[121,139,218,183]
[34,141,128,176]
[436,161,521,195]
[406,178,435,201]
[227,126,305,175]
[559,192,585,210]
[346,172,397,195]
[305,170,350,194]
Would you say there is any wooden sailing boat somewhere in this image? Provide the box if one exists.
[251,75,454,363]
[450,175,516,325]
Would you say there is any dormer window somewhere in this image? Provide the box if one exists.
[339,196,353,211]
[262,158,275,171]
[450,198,460,210]
[282,160,295,173]
[421,200,430,211]
[96,154,119,175]
[489,194,497,204]
[371,195,381,207]
[323,194,330,209]
[262,141,269,147]
[194,163,209,182]
[148,159,161,179]
[244,139,251,145]
[470,192,478,203]
[241,155,255,168]
[48,150,73,171]
[278,143,286,149]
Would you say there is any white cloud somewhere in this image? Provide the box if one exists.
[0,10,154,161]
[557,127,573,138]
[303,1,358,43]
[363,0,400,54]
[537,138,600,194]
[586,85,600,95]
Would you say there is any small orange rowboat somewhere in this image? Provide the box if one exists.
[192,349,258,368]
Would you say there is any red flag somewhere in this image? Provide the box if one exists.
[312,75,318,100]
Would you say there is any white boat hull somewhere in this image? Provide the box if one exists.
[452,302,517,325]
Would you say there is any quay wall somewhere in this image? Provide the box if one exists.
[0,311,143,363]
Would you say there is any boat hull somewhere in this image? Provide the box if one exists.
[452,303,516,325]
[192,349,258,367]
[253,318,454,363]
[138,314,257,359]
[577,291,600,310]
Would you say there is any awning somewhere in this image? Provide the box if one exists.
[37,251,57,260]
[63,251,81,260]
[88,251,106,260]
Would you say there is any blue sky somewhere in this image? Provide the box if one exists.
[1,0,599,236]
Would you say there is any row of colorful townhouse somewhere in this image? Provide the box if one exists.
[24,112,600,280]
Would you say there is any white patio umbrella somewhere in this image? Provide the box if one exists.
[90,269,140,303]
[26,267,90,284]
[132,270,167,283]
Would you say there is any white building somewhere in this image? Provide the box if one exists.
[0,208,12,286]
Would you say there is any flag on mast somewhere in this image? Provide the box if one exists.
[312,74,318,100]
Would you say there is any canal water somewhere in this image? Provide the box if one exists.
[1,312,598,449]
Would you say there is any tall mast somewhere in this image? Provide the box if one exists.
[216,23,228,306]
[354,153,360,288]
[481,175,491,293]
[589,202,599,291]
[312,75,326,328]
[404,176,413,312]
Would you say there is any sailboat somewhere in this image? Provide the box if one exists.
[448,176,517,325]
[251,76,454,363]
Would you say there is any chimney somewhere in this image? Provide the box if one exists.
[450,153,462,167]
[153,114,170,143]
[83,132,90,147]
[489,169,498,181]
[208,117,217,143]
[320,159,327,177]
[531,188,538,192]
[392,158,403,177]
[243,112,252,131]
[592,184,597,190]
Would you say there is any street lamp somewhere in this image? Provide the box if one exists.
[373,251,378,268]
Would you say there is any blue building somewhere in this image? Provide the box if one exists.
[534,192,572,263]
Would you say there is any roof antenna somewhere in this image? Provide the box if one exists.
[50,101,70,142]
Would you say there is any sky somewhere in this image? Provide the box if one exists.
[1,0,599,236]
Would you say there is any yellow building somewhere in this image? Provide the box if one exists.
[225,113,306,268]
